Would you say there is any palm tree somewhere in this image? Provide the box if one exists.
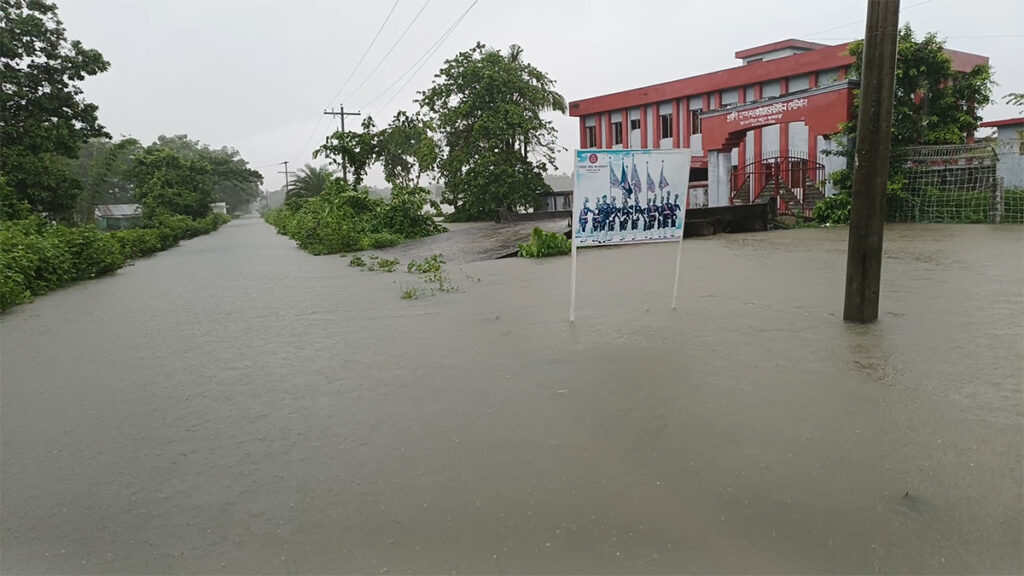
[286,164,334,200]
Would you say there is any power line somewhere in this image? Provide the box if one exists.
[803,0,935,38]
[365,0,479,114]
[296,115,327,161]
[252,161,286,170]
[325,0,401,107]
[294,0,400,161]
[341,0,432,104]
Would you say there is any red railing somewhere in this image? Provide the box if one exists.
[730,154,825,217]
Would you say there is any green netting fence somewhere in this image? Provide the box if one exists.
[886,143,1022,224]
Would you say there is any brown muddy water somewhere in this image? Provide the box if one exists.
[1,217,1021,574]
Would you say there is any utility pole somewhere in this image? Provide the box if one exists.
[323,105,361,181]
[278,161,290,197]
[843,0,900,323]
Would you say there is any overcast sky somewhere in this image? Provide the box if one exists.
[58,0,1023,190]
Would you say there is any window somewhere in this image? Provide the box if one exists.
[612,121,623,145]
[585,126,597,148]
[660,113,673,138]
[630,118,640,131]
[690,110,702,135]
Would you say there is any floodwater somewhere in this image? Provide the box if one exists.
[1,217,1021,574]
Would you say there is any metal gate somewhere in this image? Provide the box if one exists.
[731,153,826,217]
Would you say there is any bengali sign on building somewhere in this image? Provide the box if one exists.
[725,97,809,128]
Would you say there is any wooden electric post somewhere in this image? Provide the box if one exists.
[843,0,901,323]
[323,105,361,181]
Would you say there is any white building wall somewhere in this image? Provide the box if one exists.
[817,69,842,86]
[788,121,809,156]
[707,151,733,207]
[761,123,781,156]
[629,108,641,149]
[995,125,1024,189]
[645,106,654,148]
[745,131,755,165]
[761,80,782,98]
[788,74,811,92]
[690,134,702,155]
[720,88,740,106]
[818,136,847,196]
[742,47,813,64]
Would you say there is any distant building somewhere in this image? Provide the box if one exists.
[540,174,572,212]
[210,202,228,215]
[94,204,142,231]
[980,117,1024,189]
[569,38,989,212]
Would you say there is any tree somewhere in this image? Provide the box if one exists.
[315,111,437,190]
[1006,92,1024,113]
[149,135,263,213]
[816,24,995,223]
[0,0,110,220]
[66,137,142,223]
[286,164,334,201]
[418,43,566,220]
[844,24,993,149]
[129,146,215,220]
[315,117,379,186]
[376,111,437,188]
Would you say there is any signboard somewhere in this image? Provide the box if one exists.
[572,148,692,247]
[569,148,692,321]
[724,98,808,129]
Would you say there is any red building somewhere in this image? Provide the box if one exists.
[569,39,988,213]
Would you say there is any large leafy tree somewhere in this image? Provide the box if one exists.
[1,0,110,220]
[286,163,334,201]
[376,111,437,188]
[843,24,993,148]
[816,24,996,223]
[418,43,566,220]
[316,111,436,189]
[66,137,142,222]
[129,146,215,220]
[149,135,263,213]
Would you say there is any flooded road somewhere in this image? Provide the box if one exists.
[2,217,1021,574]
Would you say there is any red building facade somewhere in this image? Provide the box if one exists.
[569,39,988,211]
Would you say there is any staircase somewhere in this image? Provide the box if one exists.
[731,180,751,205]
[801,181,826,215]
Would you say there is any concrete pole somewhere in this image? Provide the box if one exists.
[843,0,900,323]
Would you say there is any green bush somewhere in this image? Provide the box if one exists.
[813,192,852,224]
[262,180,445,255]
[0,212,231,312]
[517,227,571,258]
[110,228,166,258]
[1002,188,1023,223]
[51,225,126,280]
[360,232,405,250]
